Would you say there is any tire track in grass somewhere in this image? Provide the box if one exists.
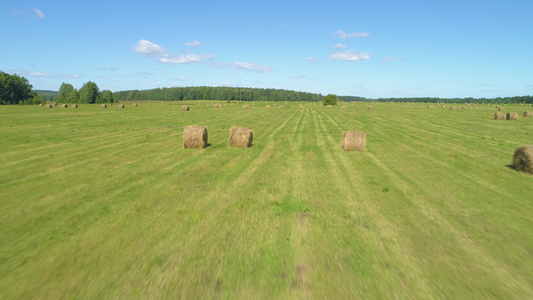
[310,107,436,298]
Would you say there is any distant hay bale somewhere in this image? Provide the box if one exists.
[299,104,304,109]
[39,103,43,106]
[494,112,505,120]
[118,104,125,108]
[182,105,189,111]
[61,104,68,108]
[441,105,446,108]
[266,105,271,108]
[72,104,78,108]
[341,131,366,152]
[229,126,253,148]
[523,111,533,117]
[327,105,331,109]
[499,107,504,111]
[148,103,151,106]
[513,145,533,174]
[367,105,372,110]
[231,103,234,106]
[54,103,58,106]
[243,104,250,108]
[450,106,456,110]
[428,105,434,109]
[341,105,347,109]
[279,105,284,109]
[101,104,107,108]
[506,112,519,120]
[133,103,138,107]
[46,104,53,108]
[461,106,467,109]
[183,125,208,149]
[206,103,210,106]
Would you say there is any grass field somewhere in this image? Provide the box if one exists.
[1,101,532,299]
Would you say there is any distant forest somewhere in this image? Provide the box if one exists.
[37,87,533,104]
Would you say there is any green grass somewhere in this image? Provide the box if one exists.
[1,101,532,299]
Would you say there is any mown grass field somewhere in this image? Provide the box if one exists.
[1,101,532,299]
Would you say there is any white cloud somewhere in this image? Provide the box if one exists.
[307,57,320,61]
[132,39,271,72]
[335,30,370,39]
[158,53,214,64]
[132,39,166,56]
[33,8,45,19]
[185,40,203,47]
[210,61,273,73]
[154,82,162,86]
[100,66,118,71]
[9,68,80,78]
[328,50,371,61]
[334,43,347,48]
[289,75,306,79]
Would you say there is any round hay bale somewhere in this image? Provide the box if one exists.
[279,105,284,109]
[450,106,456,110]
[231,103,234,106]
[341,131,366,152]
[72,104,78,108]
[182,105,189,111]
[148,103,151,106]
[118,104,125,108]
[523,111,533,117]
[461,106,467,109]
[499,107,504,111]
[299,104,304,109]
[506,112,519,120]
[54,103,58,106]
[229,126,253,148]
[513,145,533,174]
[61,104,68,108]
[266,105,271,109]
[441,105,447,108]
[39,103,43,106]
[494,112,505,120]
[367,105,372,110]
[46,104,53,108]
[327,105,331,109]
[101,104,107,108]
[183,125,208,149]
[428,105,434,109]
[133,103,138,107]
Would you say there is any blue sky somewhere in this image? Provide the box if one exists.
[2,0,532,98]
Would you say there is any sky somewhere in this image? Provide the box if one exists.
[2,0,533,98]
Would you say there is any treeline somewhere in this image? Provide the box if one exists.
[114,86,324,102]
[339,95,533,104]
[34,90,59,102]
[57,82,115,104]
[0,71,45,105]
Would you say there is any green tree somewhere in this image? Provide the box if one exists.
[78,81,99,104]
[323,94,338,106]
[57,83,79,103]
[97,90,115,103]
[0,71,34,105]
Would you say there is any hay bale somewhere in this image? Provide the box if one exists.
[118,104,125,108]
[450,106,456,110]
[499,107,504,111]
[54,103,58,106]
[513,145,533,174]
[506,112,519,120]
[341,131,366,152]
[72,104,78,108]
[183,125,208,149]
[266,105,271,109]
[101,104,107,108]
[494,112,505,120]
[326,105,331,109]
[523,111,533,117]
[242,104,250,108]
[148,103,151,106]
[299,104,304,109]
[367,105,372,110]
[279,105,284,109]
[231,103,234,106]
[39,103,43,106]
[441,105,447,108]
[182,105,189,111]
[461,106,467,109]
[428,105,434,109]
[229,126,253,148]
[61,104,68,108]
[46,104,53,108]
